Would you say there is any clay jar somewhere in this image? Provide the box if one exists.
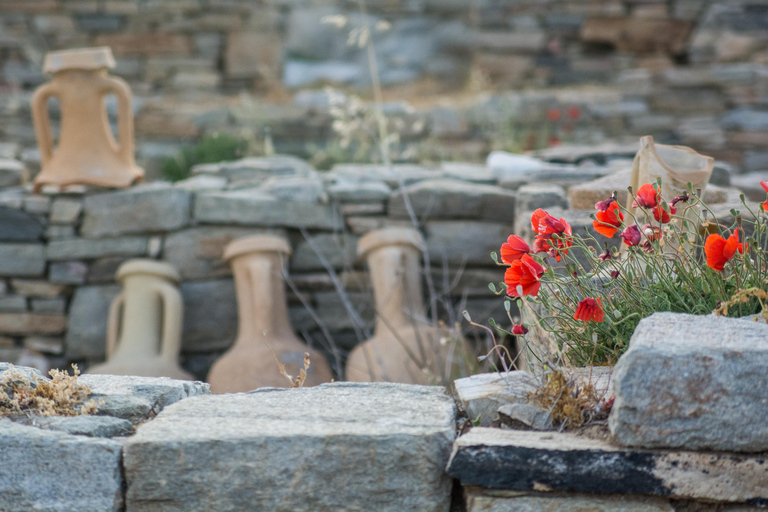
[207,236,333,393]
[345,227,448,385]
[88,260,192,380]
[32,47,144,192]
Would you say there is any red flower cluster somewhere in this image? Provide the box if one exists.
[632,183,660,209]
[593,199,623,237]
[761,181,768,211]
[500,235,545,298]
[531,209,573,261]
[704,229,745,272]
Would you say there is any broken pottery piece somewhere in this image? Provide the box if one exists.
[87,259,192,380]
[345,227,451,385]
[32,47,144,192]
[207,236,333,393]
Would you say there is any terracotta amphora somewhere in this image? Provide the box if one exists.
[88,260,192,380]
[207,236,333,393]
[32,47,144,192]
[345,227,450,385]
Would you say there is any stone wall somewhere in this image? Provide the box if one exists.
[0,0,767,177]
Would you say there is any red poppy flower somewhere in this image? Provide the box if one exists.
[500,235,530,264]
[567,105,581,120]
[573,298,604,322]
[632,183,660,209]
[594,197,615,212]
[511,324,529,335]
[547,108,561,122]
[504,254,545,298]
[652,204,677,223]
[610,270,620,279]
[593,202,624,237]
[705,229,744,272]
[620,225,641,246]
[761,181,768,211]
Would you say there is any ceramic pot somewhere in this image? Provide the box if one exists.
[32,47,144,192]
[345,227,449,385]
[88,259,192,380]
[207,236,333,393]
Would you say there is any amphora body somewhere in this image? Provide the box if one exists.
[207,236,333,393]
[345,228,449,385]
[32,47,143,191]
[88,260,192,380]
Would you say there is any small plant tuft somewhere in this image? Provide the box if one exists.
[0,364,101,417]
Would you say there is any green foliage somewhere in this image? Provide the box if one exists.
[161,133,248,182]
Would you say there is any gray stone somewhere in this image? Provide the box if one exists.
[180,279,237,352]
[88,257,126,283]
[0,207,43,242]
[440,162,496,184]
[447,427,768,504]
[65,285,121,359]
[0,313,67,335]
[31,298,66,314]
[46,225,76,239]
[425,221,514,265]
[23,336,63,355]
[78,374,210,425]
[27,415,133,438]
[192,155,315,184]
[497,403,553,431]
[260,175,325,202]
[0,295,26,312]
[721,108,768,131]
[466,490,673,512]
[173,174,227,191]
[49,199,82,224]
[0,188,25,209]
[568,168,632,211]
[610,312,768,452]
[194,189,341,230]
[47,237,148,261]
[49,261,88,284]
[11,280,66,297]
[732,171,768,201]
[23,195,51,215]
[744,151,768,173]
[0,362,45,382]
[313,290,375,331]
[327,180,392,202]
[455,372,538,427]
[0,159,25,187]
[123,383,455,512]
[0,244,45,276]
[164,227,285,280]
[81,184,191,238]
[331,164,444,188]
[515,184,568,216]
[0,419,123,511]
[291,233,359,271]
[389,179,516,223]
[712,161,733,187]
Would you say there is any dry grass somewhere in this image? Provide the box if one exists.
[0,364,101,417]
[528,369,605,429]
[279,352,311,388]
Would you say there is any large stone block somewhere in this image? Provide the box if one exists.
[65,285,121,359]
[164,227,285,280]
[448,428,768,504]
[610,312,768,452]
[47,237,148,261]
[194,189,341,230]
[124,383,455,512]
[0,244,45,276]
[291,233,359,271]
[425,221,514,266]
[0,419,123,511]
[389,179,516,223]
[81,185,190,238]
[179,279,237,352]
[0,207,43,242]
[466,490,673,512]
[0,313,67,335]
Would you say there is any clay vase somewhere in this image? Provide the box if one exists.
[345,228,449,385]
[207,236,333,393]
[88,260,192,380]
[31,47,144,192]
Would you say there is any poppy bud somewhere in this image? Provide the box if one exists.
[620,225,641,246]
[511,324,529,335]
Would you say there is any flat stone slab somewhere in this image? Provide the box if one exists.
[124,383,456,512]
[0,244,45,276]
[21,415,133,438]
[466,489,674,512]
[609,312,768,452]
[0,418,123,511]
[447,428,768,506]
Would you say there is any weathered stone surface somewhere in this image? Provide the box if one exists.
[389,179,516,222]
[0,158,25,187]
[0,295,26,312]
[30,297,66,314]
[0,419,123,511]
[331,164,443,188]
[179,279,237,352]
[192,155,315,184]
[47,237,148,261]
[194,189,341,230]
[23,335,63,355]
[79,374,210,425]
[65,285,121,359]
[124,383,455,512]
[568,168,631,211]
[260,175,325,203]
[81,184,191,238]
[327,180,392,202]
[455,371,538,427]
[26,415,133,438]
[466,490,673,512]
[515,184,568,215]
[49,199,82,224]
[610,312,768,452]
[448,428,768,504]
[0,244,45,276]
[164,227,285,280]
[497,403,553,431]
[0,313,67,335]
[0,207,43,242]
[49,261,88,284]
[291,233,359,271]
[425,221,514,265]
[11,279,66,297]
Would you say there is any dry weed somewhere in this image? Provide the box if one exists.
[278,352,311,388]
[0,364,101,417]
[528,369,603,429]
